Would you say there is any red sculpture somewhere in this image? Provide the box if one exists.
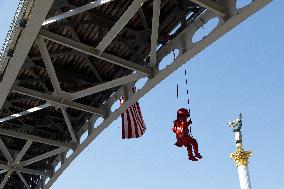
[172,108,202,161]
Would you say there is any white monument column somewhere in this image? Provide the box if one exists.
[237,163,252,189]
[228,114,252,189]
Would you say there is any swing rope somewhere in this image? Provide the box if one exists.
[174,50,190,107]
[185,68,192,135]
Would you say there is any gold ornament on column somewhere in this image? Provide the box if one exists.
[230,146,252,167]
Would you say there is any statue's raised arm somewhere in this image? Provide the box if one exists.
[228,113,242,132]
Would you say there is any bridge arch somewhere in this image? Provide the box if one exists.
[0,0,271,188]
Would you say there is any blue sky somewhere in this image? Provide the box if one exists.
[0,1,283,189]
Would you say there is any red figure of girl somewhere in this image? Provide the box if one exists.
[172,108,202,161]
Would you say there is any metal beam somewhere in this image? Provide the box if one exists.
[15,142,32,189]
[38,29,153,76]
[0,128,71,148]
[27,55,98,85]
[36,38,62,93]
[0,0,55,110]
[138,8,150,30]
[61,108,78,143]
[35,36,81,145]
[30,49,73,61]
[43,0,115,25]
[14,140,32,164]
[12,86,105,116]
[190,0,226,17]
[0,139,13,163]
[23,57,50,92]
[1,66,125,122]
[71,72,145,100]
[96,0,147,53]
[0,140,32,189]
[44,117,70,137]
[65,26,104,82]
[0,145,66,187]
[50,6,141,40]
[62,0,141,37]
[16,172,31,189]
[0,170,12,189]
[0,164,49,177]
[50,7,144,41]
[16,167,50,177]
[0,103,50,123]
[21,148,67,166]
[75,86,124,138]
[0,163,9,170]
[149,0,161,67]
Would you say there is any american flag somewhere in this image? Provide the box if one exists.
[119,88,146,139]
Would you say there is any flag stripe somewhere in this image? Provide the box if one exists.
[120,88,146,139]
[129,107,139,137]
[132,103,142,136]
[133,103,144,136]
[136,101,145,131]
[126,109,132,138]
[133,105,142,137]
[122,112,125,139]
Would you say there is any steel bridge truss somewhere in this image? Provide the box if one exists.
[0,0,271,188]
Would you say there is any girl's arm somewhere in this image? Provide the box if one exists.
[172,121,177,133]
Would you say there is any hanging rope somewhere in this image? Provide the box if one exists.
[172,51,190,107]
[173,50,176,60]
[172,50,179,100]
[176,84,179,99]
[185,69,190,106]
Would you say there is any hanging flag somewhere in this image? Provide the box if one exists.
[119,88,146,139]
